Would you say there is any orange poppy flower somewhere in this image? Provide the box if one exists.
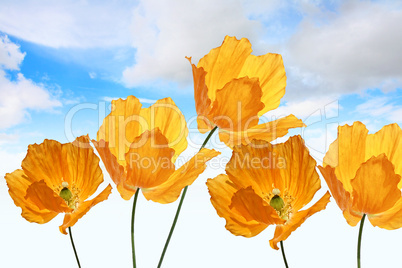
[187,36,304,148]
[207,135,330,249]
[4,135,112,235]
[93,96,220,203]
[318,122,402,229]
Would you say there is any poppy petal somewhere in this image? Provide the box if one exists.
[198,36,253,102]
[272,135,321,211]
[365,123,402,188]
[25,180,72,213]
[269,191,331,250]
[142,148,220,203]
[209,77,264,131]
[351,154,401,215]
[218,114,304,148]
[92,139,134,200]
[139,97,188,162]
[206,174,268,237]
[186,56,214,133]
[368,198,402,230]
[21,139,64,191]
[5,170,58,224]
[125,129,175,189]
[62,135,104,202]
[239,52,286,116]
[230,186,285,225]
[59,184,112,234]
[323,122,368,192]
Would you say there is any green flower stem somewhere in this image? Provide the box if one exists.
[131,189,140,268]
[68,227,81,268]
[157,126,218,268]
[357,214,366,268]
[280,241,289,268]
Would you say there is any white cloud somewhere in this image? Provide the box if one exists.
[122,0,274,87]
[0,35,25,70]
[89,72,97,79]
[355,95,402,124]
[0,0,134,48]
[284,1,402,99]
[0,35,61,130]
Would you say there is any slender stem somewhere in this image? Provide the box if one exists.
[68,227,81,268]
[157,126,218,268]
[357,214,366,268]
[131,189,140,268]
[280,241,289,268]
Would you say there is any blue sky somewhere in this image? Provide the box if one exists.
[1,0,402,267]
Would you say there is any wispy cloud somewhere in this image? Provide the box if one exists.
[284,1,402,99]
[0,35,61,130]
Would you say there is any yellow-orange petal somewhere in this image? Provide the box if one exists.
[139,97,188,162]
[209,77,264,132]
[92,139,135,200]
[230,186,285,225]
[368,198,402,230]
[365,123,402,188]
[198,36,253,102]
[97,95,144,165]
[272,135,322,211]
[218,114,304,148]
[318,165,351,212]
[351,154,401,215]
[225,140,280,197]
[206,174,268,237]
[62,135,104,202]
[5,169,58,224]
[269,191,331,250]
[25,180,72,213]
[318,165,362,226]
[142,148,220,203]
[323,122,368,192]
[59,184,112,234]
[21,139,64,190]
[125,128,175,189]
[186,56,214,133]
[239,52,286,116]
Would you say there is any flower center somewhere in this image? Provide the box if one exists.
[57,181,80,210]
[267,188,294,222]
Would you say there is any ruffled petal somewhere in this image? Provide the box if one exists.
[21,139,64,190]
[351,154,401,215]
[239,53,286,116]
[125,129,175,189]
[25,180,72,213]
[59,184,112,234]
[318,165,362,226]
[206,174,268,237]
[198,36,253,102]
[230,186,285,225]
[269,191,331,250]
[218,114,304,148]
[323,122,368,192]
[225,140,280,197]
[272,135,322,211]
[142,148,220,203]
[186,56,214,133]
[5,169,58,224]
[365,123,402,188]
[209,77,264,131]
[368,198,402,230]
[97,95,144,165]
[62,135,104,202]
[139,97,188,162]
[92,139,134,200]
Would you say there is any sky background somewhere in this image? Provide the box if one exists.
[1,0,402,267]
